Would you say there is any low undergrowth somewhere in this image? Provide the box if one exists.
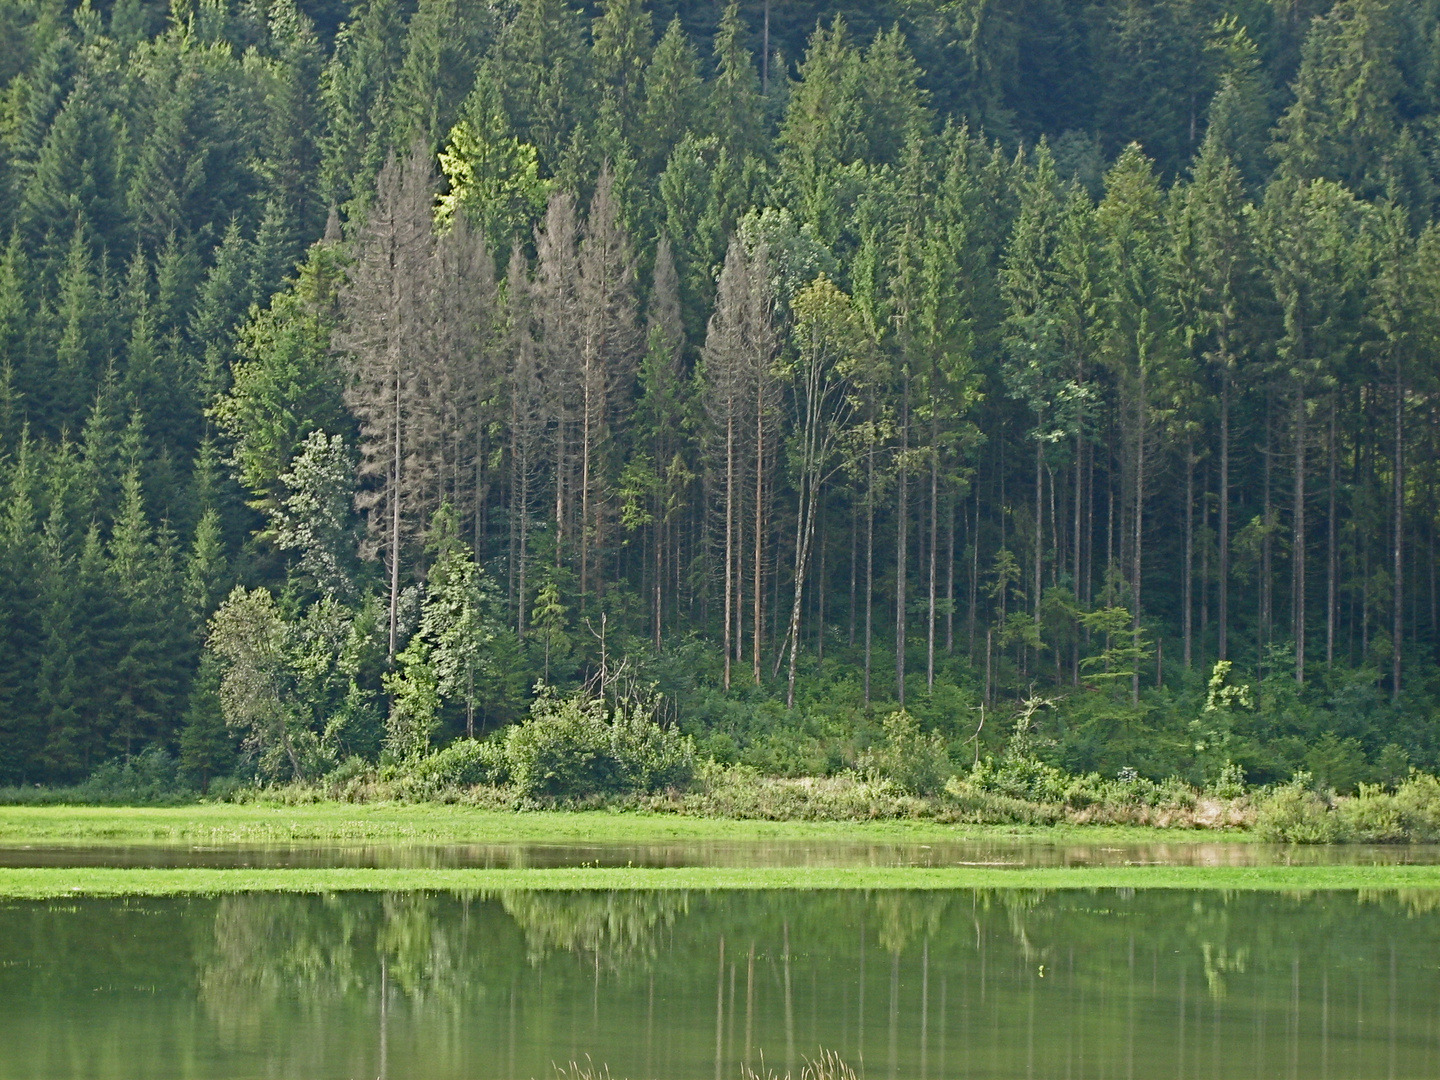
[10,693,1440,841]
[1255,771,1440,843]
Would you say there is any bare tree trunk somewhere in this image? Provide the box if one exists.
[1218,373,1230,661]
[1132,375,1146,707]
[946,489,956,656]
[1394,360,1404,703]
[1262,403,1273,678]
[968,484,979,664]
[818,492,827,662]
[1200,465,1210,671]
[896,379,910,705]
[1293,391,1306,684]
[723,414,735,690]
[1183,441,1194,669]
[927,437,939,691]
[754,389,766,685]
[864,447,875,703]
[389,374,403,658]
[1033,438,1043,682]
[1327,399,1337,667]
[849,499,858,647]
[786,476,821,709]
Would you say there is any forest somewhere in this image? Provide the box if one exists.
[1,0,1439,795]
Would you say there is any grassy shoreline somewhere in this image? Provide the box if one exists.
[0,803,1258,846]
[0,863,1437,898]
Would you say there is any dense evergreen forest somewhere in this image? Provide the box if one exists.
[3,0,1440,792]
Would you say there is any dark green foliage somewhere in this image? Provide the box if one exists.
[503,691,697,800]
[11,0,1440,802]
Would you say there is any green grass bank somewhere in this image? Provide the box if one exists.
[4,863,1440,899]
[0,804,1250,846]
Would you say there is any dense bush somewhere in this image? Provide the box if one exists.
[0,747,198,805]
[857,711,953,795]
[1254,776,1344,843]
[503,692,696,800]
[407,739,510,790]
[1256,772,1440,843]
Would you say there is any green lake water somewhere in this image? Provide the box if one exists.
[3,869,1439,1078]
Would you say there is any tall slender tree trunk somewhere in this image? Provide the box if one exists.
[1262,403,1273,679]
[864,447,875,703]
[1034,437,1044,639]
[654,507,663,651]
[389,371,403,659]
[849,501,858,646]
[786,475,822,709]
[1183,441,1194,669]
[581,361,593,600]
[1293,391,1306,685]
[1218,373,1230,661]
[1327,399,1337,667]
[946,492,956,656]
[896,380,910,705]
[928,436,939,691]
[754,394,766,685]
[1132,369,1146,707]
[1393,361,1404,703]
[968,485,979,663]
[1200,466,1210,670]
[723,414,735,690]
[817,493,827,662]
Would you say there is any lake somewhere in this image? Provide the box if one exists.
[2,848,1438,1078]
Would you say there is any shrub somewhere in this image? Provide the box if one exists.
[504,691,696,800]
[1337,784,1407,843]
[1207,761,1247,800]
[408,738,509,789]
[858,711,953,795]
[1390,771,1440,841]
[1255,776,1345,843]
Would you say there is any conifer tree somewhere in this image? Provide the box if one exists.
[437,66,552,260]
[575,165,641,599]
[1095,144,1172,704]
[590,0,653,146]
[489,0,591,172]
[319,0,406,214]
[390,0,494,151]
[335,149,437,656]
[0,442,42,780]
[640,18,704,175]
[708,1,762,162]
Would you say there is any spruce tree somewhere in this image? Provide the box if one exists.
[708,1,762,163]
[0,440,42,781]
[318,0,406,215]
[639,17,704,175]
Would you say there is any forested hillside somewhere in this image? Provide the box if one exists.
[2,0,1439,792]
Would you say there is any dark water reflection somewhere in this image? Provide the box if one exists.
[4,838,1440,869]
[3,888,1439,1078]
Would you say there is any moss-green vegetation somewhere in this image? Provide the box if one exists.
[0,804,1251,846]
[1,863,1437,899]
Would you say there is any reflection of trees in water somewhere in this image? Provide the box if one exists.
[11,889,1440,1078]
[500,889,689,967]
[200,893,373,1040]
[869,892,950,955]
[199,891,501,1041]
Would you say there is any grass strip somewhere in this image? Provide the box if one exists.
[1,864,1437,898]
[0,805,1252,846]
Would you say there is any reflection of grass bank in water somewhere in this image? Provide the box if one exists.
[0,804,1256,846]
[5,863,1440,898]
[552,1049,861,1080]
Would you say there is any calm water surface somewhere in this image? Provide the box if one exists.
[3,885,1439,1079]
[3,838,1440,868]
